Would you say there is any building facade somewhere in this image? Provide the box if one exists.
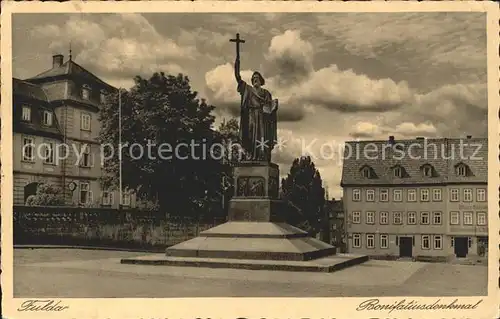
[341,136,488,260]
[325,198,347,253]
[13,54,137,208]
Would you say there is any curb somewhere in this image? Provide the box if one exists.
[14,245,167,253]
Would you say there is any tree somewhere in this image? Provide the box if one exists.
[99,72,221,217]
[214,118,241,215]
[281,156,326,236]
[26,183,66,206]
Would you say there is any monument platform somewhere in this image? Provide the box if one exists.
[121,161,368,272]
[121,253,369,273]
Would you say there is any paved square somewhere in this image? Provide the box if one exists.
[14,249,488,297]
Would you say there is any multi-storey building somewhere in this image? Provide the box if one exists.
[13,53,137,208]
[341,136,488,260]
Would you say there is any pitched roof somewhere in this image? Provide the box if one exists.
[341,137,487,186]
[28,59,115,90]
[13,78,63,138]
[12,78,49,102]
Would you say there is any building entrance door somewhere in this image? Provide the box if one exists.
[454,237,468,258]
[399,236,413,257]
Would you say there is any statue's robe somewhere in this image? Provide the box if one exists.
[237,80,276,161]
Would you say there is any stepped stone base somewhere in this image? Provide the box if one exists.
[121,254,369,273]
[165,222,336,261]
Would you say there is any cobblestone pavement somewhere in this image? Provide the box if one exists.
[13,249,488,297]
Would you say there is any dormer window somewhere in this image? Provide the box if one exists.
[22,105,31,122]
[360,165,376,179]
[392,165,406,178]
[82,84,91,100]
[421,164,435,177]
[455,163,470,177]
[42,110,53,126]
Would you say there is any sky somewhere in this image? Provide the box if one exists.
[12,12,488,198]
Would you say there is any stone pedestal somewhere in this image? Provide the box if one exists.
[122,161,368,272]
[165,161,338,262]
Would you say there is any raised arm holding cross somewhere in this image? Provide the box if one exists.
[230,33,245,82]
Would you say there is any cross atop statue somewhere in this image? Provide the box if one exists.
[230,33,245,60]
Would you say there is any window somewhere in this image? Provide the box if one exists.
[352,189,361,201]
[420,211,430,224]
[450,188,459,202]
[79,182,93,204]
[477,212,487,225]
[22,105,31,121]
[380,234,388,249]
[102,191,114,206]
[432,211,442,225]
[42,110,53,126]
[421,235,430,249]
[463,211,473,225]
[450,211,460,225]
[422,165,433,177]
[122,193,131,206]
[352,211,361,224]
[393,212,402,225]
[463,189,473,202]
[366,211,375,224]
[82,85,91,100]
[476,188,486,202]
[361,167,371,178]
[43,142,55,164]
[366,234,375,249]
[379,211,388,224]
[407,211,416,224]
[22,137,35,161]
[456,164,467,177]
[352,234,361,248]
[393,166,402,178]
[81,113,91,131]
[407,189,417,202]
[379,189,389,202]
[100,90,106,104]
[366,189,375,202]
[432,189,442,201]
[393,189,402,202]
[433,235,443,249]
[420,189,430,201]
[80,144,92,167]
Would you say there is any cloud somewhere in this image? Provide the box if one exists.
[265,30,314,85]
[294,65,414,113]
[315,12,486,70]
[30,14,194,85]
[347,82,486,140]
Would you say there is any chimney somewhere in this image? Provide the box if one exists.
[52,54,64,68]
[388,135,395,144]
[466,135,472,139]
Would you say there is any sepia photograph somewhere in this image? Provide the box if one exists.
[1,1,499,319]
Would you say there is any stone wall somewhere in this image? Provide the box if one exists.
[14,205,225,251]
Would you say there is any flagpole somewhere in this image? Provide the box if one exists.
[118,88,123,209]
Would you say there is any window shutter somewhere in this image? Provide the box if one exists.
[88,191,94,205]
[110,193,114,205]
